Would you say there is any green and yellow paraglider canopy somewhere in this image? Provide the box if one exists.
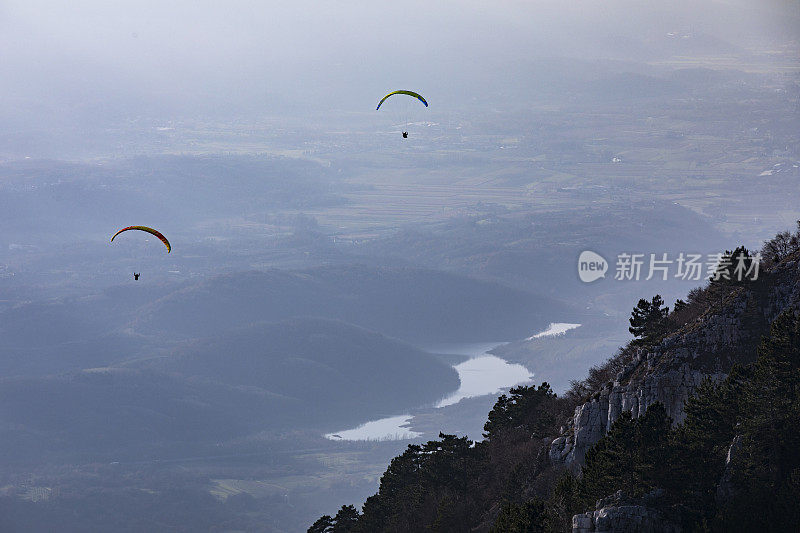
[376,90,428,111]
[111,226,171,253]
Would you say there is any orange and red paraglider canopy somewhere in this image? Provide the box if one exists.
[111,226,171,253]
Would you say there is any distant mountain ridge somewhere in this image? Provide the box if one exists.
[0,263,575,465]
[0,367,302,464]
[0,317,459,464]
[135,317,460,428]
[0,261,582,483]
[0,264,574,377]
[133,265,573,343]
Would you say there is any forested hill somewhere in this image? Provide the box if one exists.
[310,224,800,532]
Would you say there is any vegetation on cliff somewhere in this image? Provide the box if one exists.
[311,225,800,532]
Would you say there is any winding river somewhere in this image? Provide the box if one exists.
[324,323,580,442]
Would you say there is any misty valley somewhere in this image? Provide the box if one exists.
[0,2,798,531]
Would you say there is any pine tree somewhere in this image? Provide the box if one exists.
[331,505,360,533]
[722,308,800,530]
[667,373,740,521]
[544,472,582,533]
[483,383,559,440]
[490,500,546,532]
[357,444,426,532]
[308,515,333,533]
[580,403,672,504]
[628,295,669,342]
[710,246,757,286]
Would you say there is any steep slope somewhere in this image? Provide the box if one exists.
[309,230,800,533]
[550,250,800,466]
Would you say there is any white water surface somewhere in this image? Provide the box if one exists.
[526,322,581,340]
[324,415,421,442]
[325,323,579,441]
[435,353,533,408]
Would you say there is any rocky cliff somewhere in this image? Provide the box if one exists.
[572,491,681,533]
[551,252,800,466]
[553,252,800,531]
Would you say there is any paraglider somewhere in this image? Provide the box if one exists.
[375,90,428,111]
[376,90,428,138]
[111,226,171,253]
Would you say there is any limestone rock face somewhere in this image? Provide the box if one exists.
[572,491,682,533]
[551,362,725,464]
[572,505,681,533]
[552,255,800,466]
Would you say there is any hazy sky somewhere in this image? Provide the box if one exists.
[0,1,797,125]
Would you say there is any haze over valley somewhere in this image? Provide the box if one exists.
[0,1,797,531]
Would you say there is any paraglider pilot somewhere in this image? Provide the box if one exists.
[133,273,140,281]
[402,131,408,138]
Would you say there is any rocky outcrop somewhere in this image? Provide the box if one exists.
[572,491,681,533]
[550,361,725,464]
[552,254,800,466]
